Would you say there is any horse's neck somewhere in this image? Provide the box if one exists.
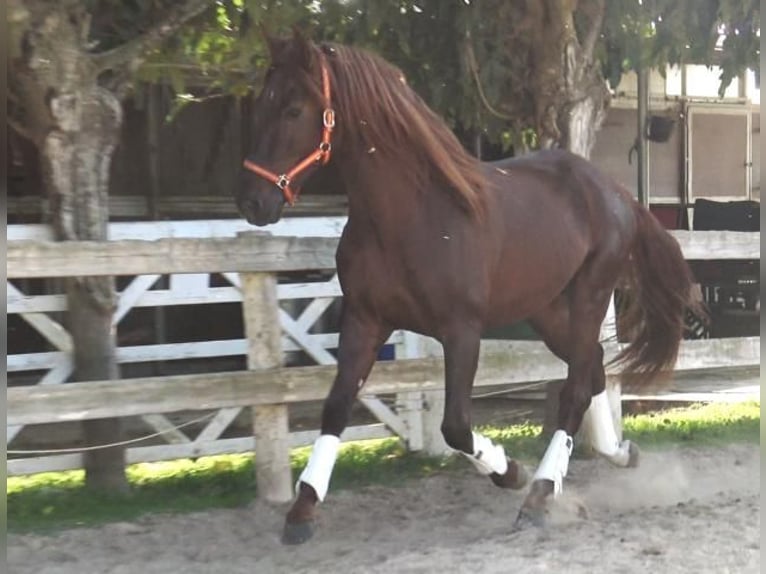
[336,154,428,237]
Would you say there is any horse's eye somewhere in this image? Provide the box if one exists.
[285,107,302,119]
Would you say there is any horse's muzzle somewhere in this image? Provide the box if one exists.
[237,195,283,227]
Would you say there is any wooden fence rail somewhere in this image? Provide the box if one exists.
[7,228,760,500]
[7,231,760,278]
[8,338,759,427]
[7,234,338,278]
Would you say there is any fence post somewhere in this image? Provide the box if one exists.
[403,332,450,456]
[421,389,449,456]
[601,294,623,441]
[239,239,292,503]
[395,332,425,451]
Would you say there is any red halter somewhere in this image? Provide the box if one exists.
[243,56,335,206]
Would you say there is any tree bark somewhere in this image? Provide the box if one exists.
[68,278,125,491]
[53,94,125,491]
[10,0,212,491]
[517,0,609,436]
[46,58,127,494]
[532,0,609,159]
[13,3,128,491]
[469,0,609,159]
[560,93,604,159]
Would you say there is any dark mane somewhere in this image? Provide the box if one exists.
[319,43,488,216]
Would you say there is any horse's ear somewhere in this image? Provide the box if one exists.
[291,26,314,71]
[261,24,286,61]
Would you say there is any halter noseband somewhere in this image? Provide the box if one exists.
[243,55,335,206]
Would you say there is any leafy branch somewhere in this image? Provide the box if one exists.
[91,0,211,75]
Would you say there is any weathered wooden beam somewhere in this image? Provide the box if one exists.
[7,195,348,218]
[241,270,293,503]
[5,360,433,426]
[480,337,760,373]
[7,230,759,279]
[672,335,761,370]
[8,217,349,241]
[670,230,760,260]
[8,338,758,427]
[7,235,340,278]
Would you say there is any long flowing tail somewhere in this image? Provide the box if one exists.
[610,206,705,389]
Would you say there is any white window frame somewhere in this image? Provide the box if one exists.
[686,104,754,203]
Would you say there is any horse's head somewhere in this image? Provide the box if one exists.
[238,31,333,226]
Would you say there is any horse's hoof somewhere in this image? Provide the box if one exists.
[626,441,640,468]
[490,459,529,490]
[512,505,547,532]
[282,520,315,545]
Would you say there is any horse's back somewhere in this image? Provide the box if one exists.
[480,149,638,325]
[487,148,637,243]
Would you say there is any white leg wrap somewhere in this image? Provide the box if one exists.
[533,430,573,496]
[463,431,508,476]
[296,435,340,502]
[589,390,631,467]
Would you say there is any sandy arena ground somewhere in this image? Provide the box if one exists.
[8,442,760,574]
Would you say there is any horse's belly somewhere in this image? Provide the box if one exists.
[485,246,585,327]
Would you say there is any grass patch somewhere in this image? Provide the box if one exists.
[7,456,257,532]
[8,400,759,533]
[7,440,449,533]
[622,400,760,446]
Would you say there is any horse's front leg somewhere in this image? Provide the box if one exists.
[441,327,528,490]
[282,309,391,545]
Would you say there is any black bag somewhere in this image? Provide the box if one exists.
[692,198,760,232]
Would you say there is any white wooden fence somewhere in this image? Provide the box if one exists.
[7,219,760,498]
[8,218,421,481]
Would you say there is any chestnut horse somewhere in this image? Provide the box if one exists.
[238,32,700,544]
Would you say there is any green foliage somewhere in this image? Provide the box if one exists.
[117,0,758,142]
[7,400,759,533]
[603,0,760,95]
[135,0,264,98]
[10,1,759,142]
[83,0,187,51]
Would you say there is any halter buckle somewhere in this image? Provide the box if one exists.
[323,109,336,128]
[276,174,290,190]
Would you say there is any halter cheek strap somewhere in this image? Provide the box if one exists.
[243,56,335,206]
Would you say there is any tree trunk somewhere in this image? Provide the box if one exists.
[560,96,603,159]
[22,6,128,492]
[532,1,610,160]
[11,0,212,491]
[530,1,608,437]
[67,277,126,491]
[557,53,610,159]
[46,85,126,491]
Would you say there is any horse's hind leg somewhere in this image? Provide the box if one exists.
[584,349,640,469]
[531,295,638,470]
[440,324,528,490]
[516,267,625,529]
[282,308,391,545]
